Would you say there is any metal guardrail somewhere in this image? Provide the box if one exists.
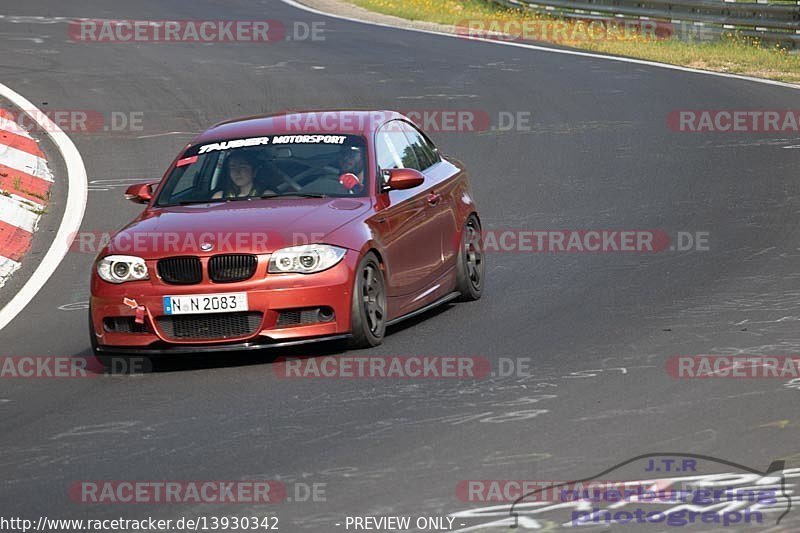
[486,0,800,48]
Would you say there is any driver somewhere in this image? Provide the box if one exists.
[212,152,274,199]
[337,145,365,192]
[338,145,364,179]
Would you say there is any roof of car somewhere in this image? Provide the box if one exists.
[192,110,407,144]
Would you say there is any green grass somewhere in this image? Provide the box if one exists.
[348,0,800,83]
[19,188,48,202]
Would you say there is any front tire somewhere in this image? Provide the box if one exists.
[456,214,485,301]
[348,252,387,348]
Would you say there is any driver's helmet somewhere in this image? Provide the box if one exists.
[338,145,364,175]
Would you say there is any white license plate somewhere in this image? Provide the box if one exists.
[163,293,248,315]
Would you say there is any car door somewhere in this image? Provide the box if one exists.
[401,123,460,271]
[372,121,442,300]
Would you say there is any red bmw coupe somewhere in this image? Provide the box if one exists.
[89,110,484,355]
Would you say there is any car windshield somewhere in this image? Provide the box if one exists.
[155,133,369,207]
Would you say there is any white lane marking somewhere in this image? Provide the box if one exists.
[0,194,41,233]
[0,15,72,23]
[135,131,193,139]
[0,116,33,138]
[0,82,88,332]
[58,300,89,311]
[51,421,139,440]
[0,255,21,288]
[88,177,152,192]
[0,144,53,181]
[280,0,800,92]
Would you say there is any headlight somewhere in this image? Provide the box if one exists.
[97,255,149,283]
[268,244,346,274]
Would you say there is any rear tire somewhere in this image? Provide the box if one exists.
[348,252,387,348]
[456,214,485,301]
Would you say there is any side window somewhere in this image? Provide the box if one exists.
[171,163,202,196]
[375,130,400,171]
[402,124,439,171]
[376,122,421,171]
[166,153,216,199]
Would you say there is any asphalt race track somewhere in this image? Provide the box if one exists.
[1,0,800,531]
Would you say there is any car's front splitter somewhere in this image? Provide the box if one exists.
[94,333,352,355]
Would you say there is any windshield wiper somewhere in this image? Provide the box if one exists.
[261,192,328,199]
[177,196,256,206]
[176,199,227,206]
[172,193,327,206]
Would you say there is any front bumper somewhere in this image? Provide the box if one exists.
[90,252,357,353]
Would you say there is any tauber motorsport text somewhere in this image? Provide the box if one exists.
[197,135,346,153]
[343,516,456,530]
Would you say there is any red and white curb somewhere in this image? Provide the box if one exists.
[0,84,86,332]
[0,108,54,288]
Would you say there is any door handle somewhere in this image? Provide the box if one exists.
[427,192,441,206]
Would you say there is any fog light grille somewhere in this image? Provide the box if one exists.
[276,307,334,327]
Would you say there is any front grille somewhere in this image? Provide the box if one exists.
[103,316,148,334]
[209,254,257,283]
[156,312,263,341]
[276,307,335,327]
[158,257,202,285]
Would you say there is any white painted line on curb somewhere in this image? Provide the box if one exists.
[0,255,21,288]
[280,0,800,92]
[2,192,44,212]
[0,83,88,332]
[0,144,53,181]
[0,116,34,138]
[0,194,41,233]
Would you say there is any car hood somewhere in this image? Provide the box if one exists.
[104,198,371,258]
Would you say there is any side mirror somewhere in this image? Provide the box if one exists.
[124,182,155,204]
[383,168,424,191]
